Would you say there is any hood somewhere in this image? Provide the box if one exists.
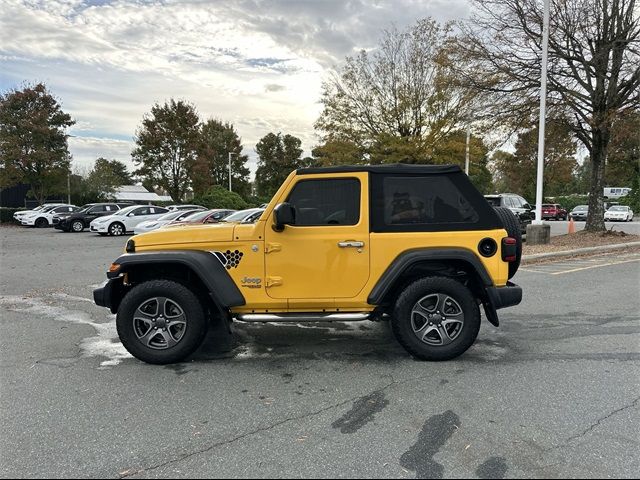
[132,223,236,249]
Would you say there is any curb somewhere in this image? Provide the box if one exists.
[522,241,640,263]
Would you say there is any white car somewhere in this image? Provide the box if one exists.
[13,203,66,222]
[133,209,203,234]
[90,205,170,236]
[604,205,634,222]
[21,205,79,228]
[166,204,206,211]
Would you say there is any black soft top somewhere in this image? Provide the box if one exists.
[298,163,462,175]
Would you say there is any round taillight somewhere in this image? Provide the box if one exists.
[478,238,497,257]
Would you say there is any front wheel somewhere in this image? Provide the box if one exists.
[35,218,48,228]
[391,277,480,361]
[116,280,208,364]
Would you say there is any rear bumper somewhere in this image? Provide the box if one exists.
[486,282,522,310]
[482,282,522,327]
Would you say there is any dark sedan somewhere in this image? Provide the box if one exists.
[54,203,122,232]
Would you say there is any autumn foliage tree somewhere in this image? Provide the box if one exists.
[455,0,640,231]
[0,83,74,204]
[255,133,306,197]
[315,19,477,164]
[492,121,578,201]
[132,100,200,202]
[194,119,251,197]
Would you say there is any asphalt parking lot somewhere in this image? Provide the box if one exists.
[1,227,639,478]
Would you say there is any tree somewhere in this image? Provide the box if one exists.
[86,157,133,199]
[316,19,477,164]
[195,119,251,197]
[455,0,640,231]
[492,121,578,200]
[255,133,305,197]
[192,185,248,210]
[311,138,366,166]
[132,100,200,202]
[0,83,74,204]
[605,111,640,187]
[433,130,494,194]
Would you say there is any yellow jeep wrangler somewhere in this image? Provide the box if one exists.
[94,164,522,364]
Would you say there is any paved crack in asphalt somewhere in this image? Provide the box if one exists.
[565,396,640,444]
[117,377,399,478]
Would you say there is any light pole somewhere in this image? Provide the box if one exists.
[528,0,551,245]
[465,124,471,175]
[228,152,237,192]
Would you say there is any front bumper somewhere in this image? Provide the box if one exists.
[90,223,108,233]
[93,277,125,313]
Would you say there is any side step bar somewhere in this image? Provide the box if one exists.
[235,313,370,323]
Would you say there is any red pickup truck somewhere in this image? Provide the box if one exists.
[541,204,568,220]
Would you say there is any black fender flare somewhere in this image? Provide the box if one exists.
[96,250,245,313]
[366,248,503,326]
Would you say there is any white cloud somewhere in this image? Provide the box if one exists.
[0,0,470,178]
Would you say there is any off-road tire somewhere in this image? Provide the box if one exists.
[493,206,522,279]
[392,277,480,361]
[117,279,208,364]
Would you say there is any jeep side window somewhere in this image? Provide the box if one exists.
[379,176,480,227]
[286,178,360,226]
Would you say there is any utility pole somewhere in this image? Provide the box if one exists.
[465,124,470,175]
[529,0,551,244]
[67,170,71,204]
[228,152,234,192]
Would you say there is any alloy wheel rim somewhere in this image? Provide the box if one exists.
[410,293,464,346]
[133,297,187,350]
[111,224,123,235]
[73,221,83,232]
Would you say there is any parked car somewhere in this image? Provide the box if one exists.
[166,204,206,211]
[21,204,79,228]
[570,205,589,221]
[220,208,265,224]
[604,205,634,222]
[484,194,534,233]
[164,209,235,228]
[541,204,567,220]
[133,209,204,234]
[53,203,124,232]
[13,203,66,222]
[90,205,169,236]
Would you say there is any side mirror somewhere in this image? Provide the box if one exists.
[127,212,135,217]
[273,203,295,232]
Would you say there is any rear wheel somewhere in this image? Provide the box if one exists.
[109,222,125,236]
[493,207,522,279]
[71,220,84,232]
[116,280,208,364]
[391,277,480,361]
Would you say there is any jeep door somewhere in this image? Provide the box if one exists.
[264,173,370,304]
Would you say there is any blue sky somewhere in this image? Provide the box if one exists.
[0,0,469,176]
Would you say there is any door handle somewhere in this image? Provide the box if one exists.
[338,241,365,248]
